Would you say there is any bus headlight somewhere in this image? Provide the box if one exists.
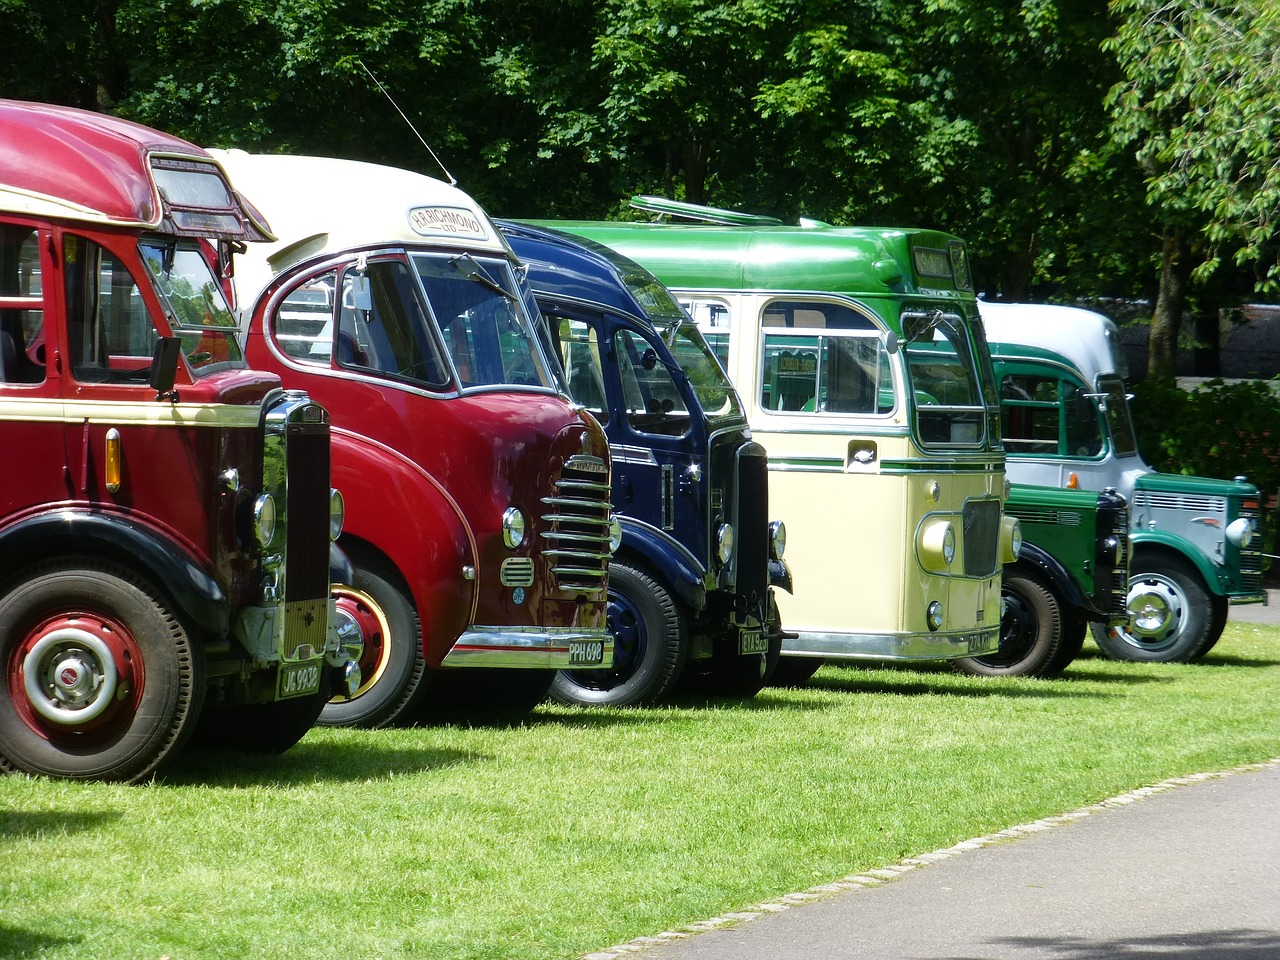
[716,523,735,566]
[1002,515,1023,563]
[769,521,786,561]
[1226,517,1256,549]
[329,488,345,541]
[927,601,945,631]
[502,507,527,549]
[919,520,955,573]
[608,515,623,554]
[1100,535,1122,567]
[253,493,277,547]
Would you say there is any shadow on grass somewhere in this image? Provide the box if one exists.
[0,923,80,958]
[0,809,119,839]
[160,740,481,787]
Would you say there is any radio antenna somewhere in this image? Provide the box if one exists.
[356,58,457,186]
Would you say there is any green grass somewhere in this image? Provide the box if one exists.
[3,624,1279,960]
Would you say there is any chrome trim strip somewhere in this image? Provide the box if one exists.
[781,627,999,660]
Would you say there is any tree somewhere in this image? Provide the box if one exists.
[1106,0,1280,376]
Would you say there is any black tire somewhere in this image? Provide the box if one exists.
[697,590,782,699]
[1091,557,1210,662]
[1045,614,1087,675]
[770,656,826,687]
[1192,596,1230,660]
[952,569,1063,678]
[0,558,205,783]
[414,668,556,723]
[549,563,685,706]
[319,564,426,728]
[195,671,332,754]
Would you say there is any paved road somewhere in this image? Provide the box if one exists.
[1230,589,1280,626]
[590,763,1280,960]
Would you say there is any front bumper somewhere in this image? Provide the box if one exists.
[441,626,615,668]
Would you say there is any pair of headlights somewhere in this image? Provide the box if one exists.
[252,489,345,547]
[502,505,624,555]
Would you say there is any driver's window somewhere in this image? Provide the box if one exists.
[555,316,609,424]
[615,328,688,437]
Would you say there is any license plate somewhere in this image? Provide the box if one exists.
[568,640,605,666]
[965,632,997,655]
[277,660,323,699]
[739,629,769,655]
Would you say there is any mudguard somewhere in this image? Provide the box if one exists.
[616,518,708,612]
[1008,541,1088,617]
[0,508,229,637]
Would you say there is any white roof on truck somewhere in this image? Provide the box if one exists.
[211,150,508,311]
[978,300,1127,382]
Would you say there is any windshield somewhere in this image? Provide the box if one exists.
[140,239,243,372]
[652,318,744,423]
[902,309,988,448]
[413,253,555,390]
[1098,374,1138,456]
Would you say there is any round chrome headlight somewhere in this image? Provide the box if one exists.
[716,523,735,566]
[1100,535,1121,567]
[927,601,945,631]
[502,507,527,549]
[329,488,345,541]
[769,520,786,561]
[1226,517,1256,549]
[608,515,623,554]
[252,493,277,547]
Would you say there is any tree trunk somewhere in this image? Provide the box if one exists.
[682,139,708,205]
[95,0,124,111]
[1149,226,1190,377]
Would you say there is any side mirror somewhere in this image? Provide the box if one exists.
[641,347,659,370]
[150,336,181,398]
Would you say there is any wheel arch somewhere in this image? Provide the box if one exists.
[1006,541,1086,616]
[1128,535,1222,596]
[613,519,707,614]
[0,510,228,638]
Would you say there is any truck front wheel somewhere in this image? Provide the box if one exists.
[953,569,1065,678]
[319,564,426,728]
[1091,558,1208,662]
[0,559,205,782]
[549,563,685,706]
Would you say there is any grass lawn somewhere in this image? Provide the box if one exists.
[2,622,1278,960]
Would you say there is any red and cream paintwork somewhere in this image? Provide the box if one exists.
[0,100,347,782]
[213,150,613,725]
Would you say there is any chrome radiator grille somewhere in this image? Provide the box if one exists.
[281,417,330,657]
[962,498,1001,578]
[541,453,612,593]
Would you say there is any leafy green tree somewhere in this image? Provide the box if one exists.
[1106,0,1280,375]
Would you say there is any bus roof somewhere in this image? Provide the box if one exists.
[0,99,270,241]
[497,220,684,324]
[529,217,974,301]
[211,150,509,309]
[978,301,1126,382]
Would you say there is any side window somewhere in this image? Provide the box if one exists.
[63,235,156,383]
[275,272,337,363]
[0,222,46,384]
[758,299,890,415]
[1000,373,1063,454]
[684,297,732,367]
[615,328,688,437]
[554,316,610,425]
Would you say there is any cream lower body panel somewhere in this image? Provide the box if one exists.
[441,626,614,668]
[782,624,999,660]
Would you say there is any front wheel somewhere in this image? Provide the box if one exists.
[1092,558,1209,662]
[319,564,426,728]
[549,563,685,707]
[952,570,1064,678]
[696,591,782,699]
[0,559,205,782]
[195,672,331,754]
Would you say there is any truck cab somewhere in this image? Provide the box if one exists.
[498,220,789,704]
[980,300,1264,661]
[0,100,353,781]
